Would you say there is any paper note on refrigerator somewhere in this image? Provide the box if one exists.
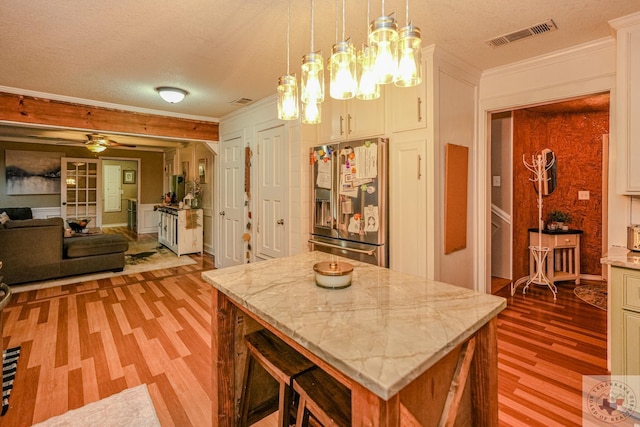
[316,158,332,189]
[354,143,377,179]
[364,205,379,232]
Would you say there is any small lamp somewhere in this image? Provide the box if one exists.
[156,87,188,103]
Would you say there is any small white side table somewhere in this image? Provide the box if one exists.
[528,228,582,285]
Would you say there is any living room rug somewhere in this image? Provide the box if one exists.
[15,240,197,293]
[1,346,21,416]
[574,282,607,311]
[32,384,160,426]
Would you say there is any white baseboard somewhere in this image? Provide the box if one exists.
[31,207,61,219]
[102,223,128,228]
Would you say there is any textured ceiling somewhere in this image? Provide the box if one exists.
[1,0,638,123]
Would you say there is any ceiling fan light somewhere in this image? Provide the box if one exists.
[395,24,422,87]
[156,87,188,103]
[85,142,107,153]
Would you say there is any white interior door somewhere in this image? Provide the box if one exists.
[219,134,244,268]
[103,164,122,212]
[61,157,102,227]
[257,124,288,259]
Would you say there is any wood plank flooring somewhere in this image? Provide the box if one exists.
[1,231,215,427]
[1,238,608,426]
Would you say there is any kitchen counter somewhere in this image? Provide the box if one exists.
[601,245,640,270]
[203,251,506,426]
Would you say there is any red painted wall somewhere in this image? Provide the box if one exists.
[512,109,609,280]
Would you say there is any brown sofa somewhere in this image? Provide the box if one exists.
[0,208,129,285]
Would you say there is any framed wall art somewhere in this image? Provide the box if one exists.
[198,158,207,183]
[123,169,136,184]
[5,150,63,194]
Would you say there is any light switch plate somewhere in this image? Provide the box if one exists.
[492,176,501,187]
[578,190,590,200]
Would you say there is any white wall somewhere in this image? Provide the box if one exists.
[477,37,628,292]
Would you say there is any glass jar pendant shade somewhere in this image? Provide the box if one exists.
[301,52,324,104]
[277,75,299,120]
[357,45,380,100]
[369,15,398,85]
[302,100,322,124]
[395,25,422,87]
[329,41,357,100]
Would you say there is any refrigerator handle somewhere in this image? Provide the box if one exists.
[332,149,339,231]
[308,239,376,256]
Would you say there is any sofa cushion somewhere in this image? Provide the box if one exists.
[64,234,129,258]
[4,218,64,229]
[0,207,33,220]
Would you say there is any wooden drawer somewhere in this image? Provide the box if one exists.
[530,232,578,248]
[623,271,640,312]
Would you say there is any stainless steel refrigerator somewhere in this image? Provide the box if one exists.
[309,137,388,267]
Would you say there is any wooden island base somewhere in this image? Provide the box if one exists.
[212,289,498,427]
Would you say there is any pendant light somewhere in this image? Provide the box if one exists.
[395,0,422,87]
[369,1,398,85]
[329,0,357,100]
[302,101,322,125]
[357,0,380,100]
[301,0,324,124]
[277,0,299,120]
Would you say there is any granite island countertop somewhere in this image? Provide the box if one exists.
[202,251,506,400]
[601,245,640,270]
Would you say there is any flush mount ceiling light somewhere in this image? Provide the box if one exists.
[156,87,188,103]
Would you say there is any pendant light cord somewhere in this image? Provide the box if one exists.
[287,0,290,73]
[405,0,409,25]
[310,0,315,52]
[342,0,346,41]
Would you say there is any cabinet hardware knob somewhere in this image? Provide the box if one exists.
[220,211,226,216]
[277,219,284,225]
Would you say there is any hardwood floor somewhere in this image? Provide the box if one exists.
[1,232,215,427]
[2,242,608,426]
[496,281,608,426]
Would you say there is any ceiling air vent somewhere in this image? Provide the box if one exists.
[486,19,557,48]
[230,97,253,105]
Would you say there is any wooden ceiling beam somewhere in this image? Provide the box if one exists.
[0,92,219,141]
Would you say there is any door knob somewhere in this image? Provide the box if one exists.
[220,211,226,216]
[277,219,284,225]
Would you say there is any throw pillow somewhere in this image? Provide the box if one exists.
[0,211,10,225]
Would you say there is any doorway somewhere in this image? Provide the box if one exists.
[102,158,139,229]
[489,93,610,294]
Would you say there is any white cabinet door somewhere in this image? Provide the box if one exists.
[319,95,385,142]
[257,124,288,259]
[389,81,426,133]
[389,132,428,278]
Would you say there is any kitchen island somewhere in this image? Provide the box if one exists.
[202,252,506,426]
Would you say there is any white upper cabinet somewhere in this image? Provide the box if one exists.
[389,78,427,133]
[319,93,385,142]
[612,13,640,194]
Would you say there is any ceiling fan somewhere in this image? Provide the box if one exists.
[83,133,136,153]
